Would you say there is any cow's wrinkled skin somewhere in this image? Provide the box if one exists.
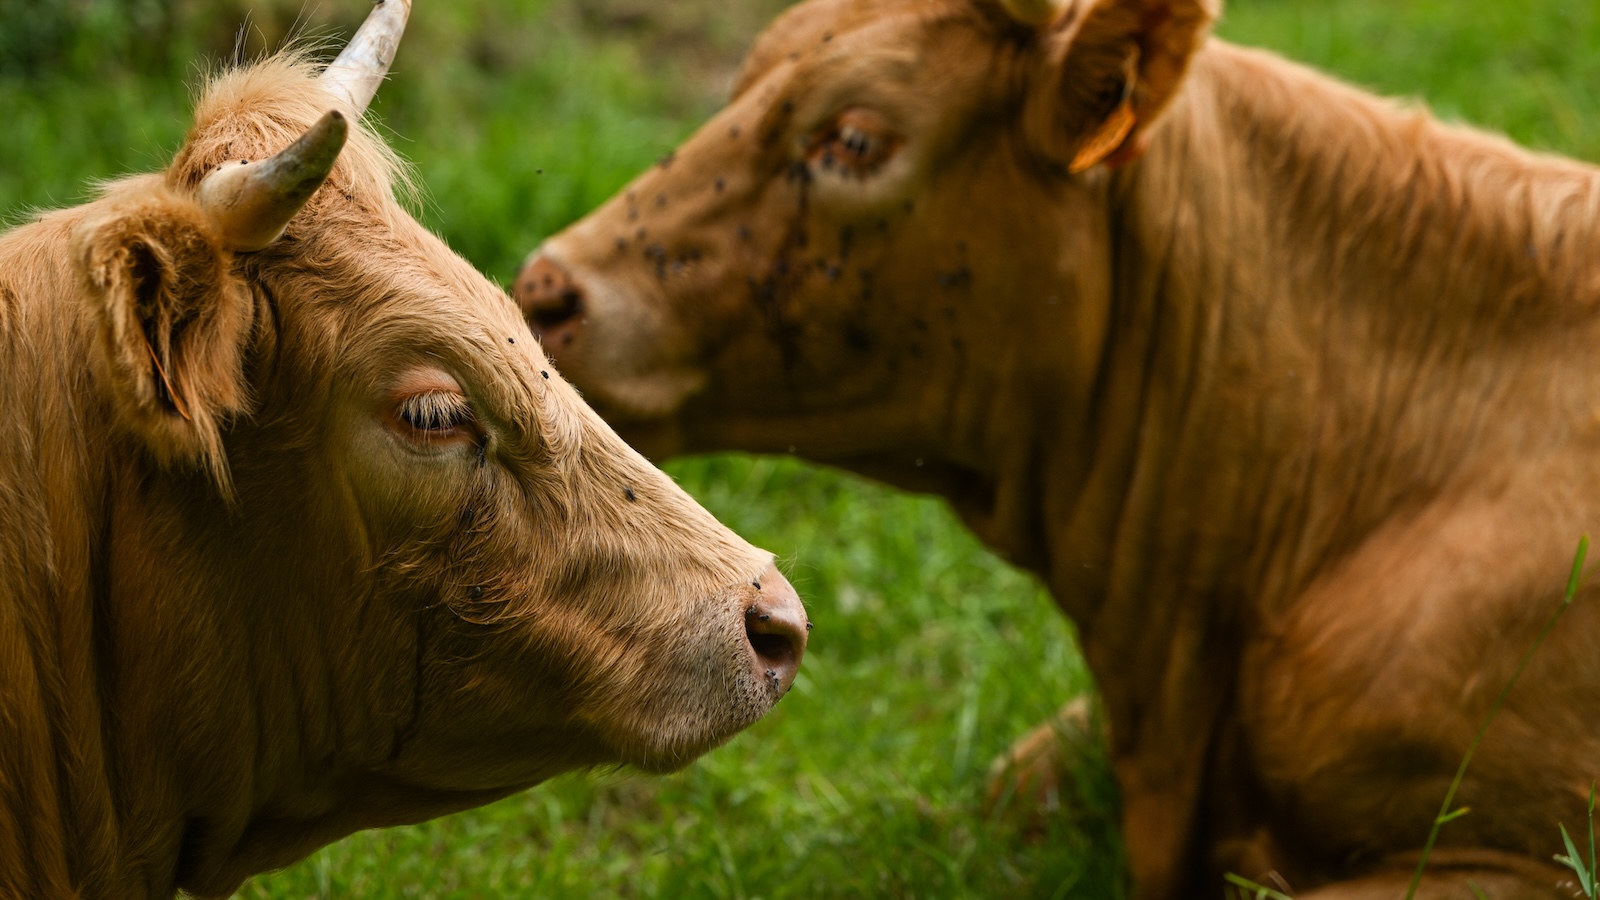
[517,0,1600,896]
[0,5,807,898]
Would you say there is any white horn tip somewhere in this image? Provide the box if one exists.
[321,0,413,118]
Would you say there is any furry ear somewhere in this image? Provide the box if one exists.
[73,183,256,489]
[1025,0,1219,171]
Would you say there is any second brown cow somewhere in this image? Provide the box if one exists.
[517,0,1600,896]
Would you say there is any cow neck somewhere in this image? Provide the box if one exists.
[0,206,382,899]
[0,208,258,900]
[1043,40,1593,619]
[0,211,143,898]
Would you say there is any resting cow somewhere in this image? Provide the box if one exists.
[0,2,810,897]
[516,0,1600,896]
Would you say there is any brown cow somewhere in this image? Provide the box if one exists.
[515,0,1600,896]
[0,2,808,897]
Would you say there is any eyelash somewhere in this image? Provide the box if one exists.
[398,391,474,434]
[811,119,897,178]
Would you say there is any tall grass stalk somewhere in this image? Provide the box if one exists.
[1404,535,1591,900]
[1555,783,1598,896]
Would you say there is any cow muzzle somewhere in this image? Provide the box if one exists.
[744,564,808,696]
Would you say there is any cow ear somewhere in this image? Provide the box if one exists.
[73,184,256,488]
[1025,0,1218,172]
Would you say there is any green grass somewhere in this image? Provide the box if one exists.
[3,0,1598,897]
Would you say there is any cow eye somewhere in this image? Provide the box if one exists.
[809,109,900,179]
[396,391,476,439]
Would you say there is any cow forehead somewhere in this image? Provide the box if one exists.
[269,216,553,416]
[736,0,978,97]
[731,0,1019,141]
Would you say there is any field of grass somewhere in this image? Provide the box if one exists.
[3,0,1598,897]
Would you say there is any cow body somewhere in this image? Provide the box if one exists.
[0,7,807,897]
[518,0,1600,895]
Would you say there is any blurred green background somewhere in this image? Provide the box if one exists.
[2,0,1597,897]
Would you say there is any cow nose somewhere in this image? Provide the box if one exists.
[744,565,808,696]
[515,254,585,349]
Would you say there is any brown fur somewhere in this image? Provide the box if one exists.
[0,48,806,899]
[518,0,1600,896]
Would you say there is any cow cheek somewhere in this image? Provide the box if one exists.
[692,211,907,413]
[425,628,613,786]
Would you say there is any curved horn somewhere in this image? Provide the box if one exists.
[198,110,349,251]
[999,0,1066,26]
[320,0,412,118]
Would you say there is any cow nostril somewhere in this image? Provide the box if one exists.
[743,566,808,695]
[747,630,797,674]
[515,255,586,338]
[745,618,803,693]
[530,287,583,330]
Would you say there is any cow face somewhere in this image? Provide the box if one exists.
[516,0,1213,479]
[54,12,805,891]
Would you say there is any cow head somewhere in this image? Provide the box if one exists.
[50,2,806,891]
[515,0,1215,485]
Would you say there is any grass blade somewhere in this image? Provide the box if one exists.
[1557,823,1593,896]
[1223,872,1295,900]
[1588,782,1597,897]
